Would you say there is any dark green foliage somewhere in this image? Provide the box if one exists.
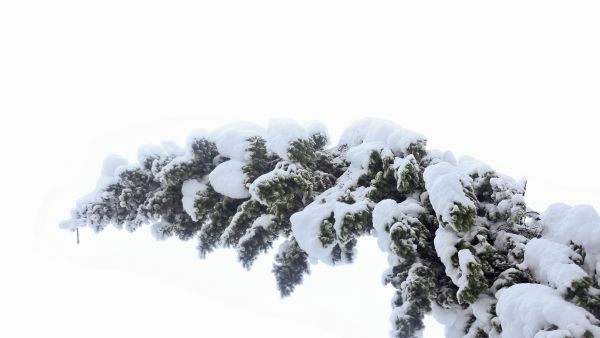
[310,131,328,150]
[449,203,477,233]
[287,138,318,165]
[273,239,310,297]
[338,207,373,243]
[456,260,488,304]
[357,150,384,188]
[243,136,278,184]
[490,268,530,292]
[237,216,278,269]
[250,163,315,219]
[197,191,243,256]
[394,155,424,195]
[391,264,434,338]
[222,200,268,247]
[160,138,219,185]
[403,141,427,162]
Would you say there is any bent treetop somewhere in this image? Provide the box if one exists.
[62,119,600,338]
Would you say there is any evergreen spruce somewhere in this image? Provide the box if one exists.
[62,120,600,338]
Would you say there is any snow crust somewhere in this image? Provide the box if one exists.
[541,203,600,283]
[210,123,265,161]
[520,238,588,293]
[97,154,128,189]
[137,142,183,166]
[304,120,329,141]
[266,119,308,160]
[208,160,250,199]
[434,226,461,285]
[457,249,477,295]
[423,162,475,231]
[181,178,208,221]
[468,295,498,338]
[457,156,493,177]
[290,199,338,262]
[345,142,386,169]
[425,149,457,166]
[338,118,426,156]
[431,302,471,338]
[496,283,600,338]
[290,185,372,264]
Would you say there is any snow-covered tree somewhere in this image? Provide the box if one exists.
[62,119,600,338]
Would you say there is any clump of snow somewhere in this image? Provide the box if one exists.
[345,142,386,169]
[458,156,494,177]
[496,283,600,338]
[338,118,381,146]
[137,141,184,165]
[184,129,209,147]
[424,162,476,232]
[97,154,128,188]
[137,144,167,165]
[489,175,526,203]
[457,249,478,295]
[372,199,405,252]
[338,118,426,156]
[423,149,457,167]
[161,140,185,157]
[434,226,461,285]
[519,238,588,293]
[304,120,329,141]
[332,199,371,238]
[209,160,250,199]
[290,185,372,264]
[541,203,600,283]
[290,200,336,262]
[210,122,265,161]
[181,178,209,221]
[266,119,308,160]
[468,295,498,337]
[372,199,424,253]
[431,302,472,338]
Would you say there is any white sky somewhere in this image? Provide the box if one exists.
[1,1,599,337]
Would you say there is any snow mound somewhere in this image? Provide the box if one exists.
[520,238,588,293]
[338,118,426,156]
[181,178,209,221]
[211,122,265,161]
[496,283,600,338]
[209,160,250,199]
[541,203,600,283]
[266,119,308,160]
[424,162,476,232]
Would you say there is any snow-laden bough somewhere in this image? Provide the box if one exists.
[62,119,600,338]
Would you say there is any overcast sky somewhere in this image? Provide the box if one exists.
[2,1,599,337]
